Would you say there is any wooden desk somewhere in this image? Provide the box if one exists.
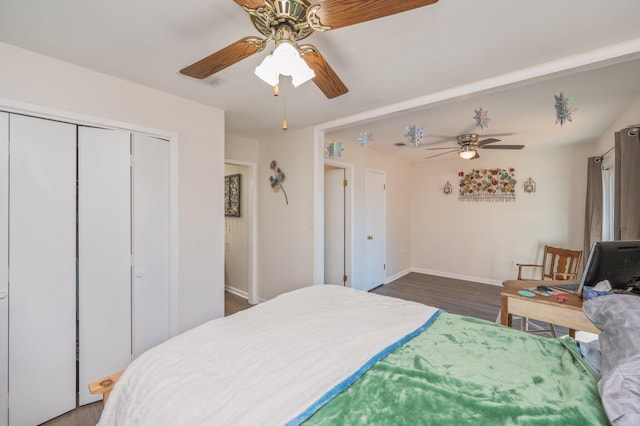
[500,280,600,337]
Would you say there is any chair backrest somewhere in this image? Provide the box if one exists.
[541,245,583,280]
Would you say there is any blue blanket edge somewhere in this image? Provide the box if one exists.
[286,309,445,426]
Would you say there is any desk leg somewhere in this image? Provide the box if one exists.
[500,296,509,327]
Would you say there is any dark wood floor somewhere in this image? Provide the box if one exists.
[224,290,253,316]
[371,272,502,321]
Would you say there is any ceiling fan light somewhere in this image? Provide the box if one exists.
[272,42,299,71]
[254,54,278,86]
[255,41,315,88]
[291,59,315,87]
[459,147,477,160]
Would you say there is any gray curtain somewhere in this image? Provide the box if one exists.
[584,156,603,262]
[614,127,640,240]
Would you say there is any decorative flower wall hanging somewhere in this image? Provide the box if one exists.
[458,168,517,202]
[554,92,576,126]
[268,160,288,205]
[325,140,344,158]
[358,131,374,148]
[474,107,491,129]
[403,124,425,147]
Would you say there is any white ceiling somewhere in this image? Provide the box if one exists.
[2,0,640,160]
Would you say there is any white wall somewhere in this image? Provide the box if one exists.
[226,134,259,163]
[324,137,413,288]
[227,130,316,301]
[257,127,315,300]
[224,164,250,294]
[595,92,640,154]
[0,42,224,332]
[410,143,594,285]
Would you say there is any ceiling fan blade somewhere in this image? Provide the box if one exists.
[424,146,458,150]
[312,0,438,30]
[476,138,501,147]
[300,45,348,99]
[232,0,266,9]
[481,144,525,150]
[425,149,458,160]
[180,37,262,79]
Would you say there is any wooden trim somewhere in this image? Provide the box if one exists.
[88,370,123,404]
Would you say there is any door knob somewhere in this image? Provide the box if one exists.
[367,235,373,240]
[136,272,144,278]
[0,291,7,299]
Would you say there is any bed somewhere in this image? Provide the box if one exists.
[93,285,640,425]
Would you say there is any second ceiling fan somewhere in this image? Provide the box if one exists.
[179,0,439,99]
[424,134,524,160]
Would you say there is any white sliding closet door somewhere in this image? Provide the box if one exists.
[9,115,76,426]
[132,133,170,357]
[0,112,8,426]
[78,127,132,405]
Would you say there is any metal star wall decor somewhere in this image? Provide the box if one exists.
[474,108,491,129]
[554,92,576,126]
[325,140,344,158]
[357,131,374,148]
[403,124,425,147]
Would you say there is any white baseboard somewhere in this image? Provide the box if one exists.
[410,267,504,287]
[385,268,412,284]
[225,285,248,299]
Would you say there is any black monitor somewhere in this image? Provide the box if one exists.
[580,240,640,292]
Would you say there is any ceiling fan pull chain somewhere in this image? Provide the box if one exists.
[282,78,288,130]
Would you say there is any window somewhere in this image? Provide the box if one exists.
[601,152,615,241]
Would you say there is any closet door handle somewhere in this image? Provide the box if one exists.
[0,291,7,299]
[136,272,144,278]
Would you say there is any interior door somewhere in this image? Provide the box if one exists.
[0,112,9,426]
[365,169,386,291]
[78,127,132,405]
[132,133,170,357]
[324,166,345,285]
[9,114,77,426]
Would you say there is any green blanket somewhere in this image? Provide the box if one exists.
[303,313,608,425]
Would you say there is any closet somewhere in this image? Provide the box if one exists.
[0,112,171,425]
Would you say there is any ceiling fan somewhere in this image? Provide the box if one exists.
[179,0,439,99]
[424,134,524,160]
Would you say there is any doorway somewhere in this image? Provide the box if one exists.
[365,169,386,291]
[324,161,352,287]
[224,161,258,305]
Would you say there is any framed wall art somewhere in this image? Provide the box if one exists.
[224,174,241,217]
[458,168,517,202]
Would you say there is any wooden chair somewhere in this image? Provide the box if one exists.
[517,245,583,281]
[515,245,583,337]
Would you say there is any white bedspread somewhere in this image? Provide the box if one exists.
[98,285,439,425]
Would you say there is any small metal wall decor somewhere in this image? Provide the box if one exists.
[554,92,576,126]
[224,174,241,217]
[268,160,288,205]
[357,131,374,148]
[325,140,344,158]
[403,124,426,147]
[474,107,491,129]
[443,181,453,195]
[523,177,536,194]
